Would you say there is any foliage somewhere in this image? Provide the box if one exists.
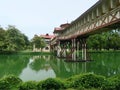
[0,75,22,90]
[31,35,46,50]
[87,29,120,50]
[2,75,22,87]
[102,75,120,90]
[37,78,65,90]
[22,34,30,49]
[1,73,120,90]
[67,73,106,89]
[0,79,10,90]
[18,81,37,90]
[5,25,26,51]
[0,25,30,53]
[0,27,6,52]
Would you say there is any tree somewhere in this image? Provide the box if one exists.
[87,34,102,50]
[109,32,120,50]
[5,25,27,51]
[0,25,30,53]
[22,34,30,49]
[31,35,46,51]
[0,27,6,52]
[87,30,120,50]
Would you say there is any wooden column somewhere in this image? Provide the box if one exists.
[77,40,80,60]
[82,42,84,60]
[72,38,76,61]
[63,43,67,58]
[81,38,87,61]
[72,39,74,60]
[84,39,87,60]
[57,41,61,57]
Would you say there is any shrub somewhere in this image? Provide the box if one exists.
[0,75,22,89]
[68,73,106,89]
[3,75,22,85]
[1,73,120,90]
[102,76,120,90]
[0,79,10,90]
[18,81,37,90]
[65,75,80,88]
[37,78,65,90]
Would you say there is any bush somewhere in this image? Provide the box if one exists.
[37,78,65,90]
[68,73,106,89]
[18,81,37,90]
[0,75,22,89]
[3,75,22,86]
[65,75,80,88]
[1,75,22,88]
[102,76,120,90]
[0,79,10,90]
[1,73,120,90]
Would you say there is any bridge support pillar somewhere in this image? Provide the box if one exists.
[57,41,61,57]
[61,43,67,58]
[81,38,87,61]
[72,38,76,61]
[77,40,80,59]
[63,43,67,57]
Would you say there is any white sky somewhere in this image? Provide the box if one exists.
[0,0,98,39]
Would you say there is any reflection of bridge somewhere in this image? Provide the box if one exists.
[49,57,87,78]
[51,0,120,61]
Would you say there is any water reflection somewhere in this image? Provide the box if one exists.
[0,55,29,77]
[90,52,120,77]
[0,52,120,81]
[19,55,56,81]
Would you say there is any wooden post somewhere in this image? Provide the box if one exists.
[57,41,61,57]
[73,38,76,61]
[81,38,87,61]
[82,42,84,60]
[84,39,87,60]
[72,39,74,60]
[63,43,66,58]
[77,40,80,60]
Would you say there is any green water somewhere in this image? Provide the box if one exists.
[0,52,120,81]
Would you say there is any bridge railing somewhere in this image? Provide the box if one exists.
[58,3,120,40]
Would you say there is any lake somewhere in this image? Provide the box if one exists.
[0,52,120,81]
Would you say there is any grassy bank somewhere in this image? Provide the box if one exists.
[0,50,120,55]
[88,50,120,53]
[0,51,53,55]
[17,51,53,55]
[1,73,120,90]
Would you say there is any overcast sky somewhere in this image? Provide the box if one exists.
[0,0,98,39]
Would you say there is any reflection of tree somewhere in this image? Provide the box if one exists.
[49,56,87,79]
[0,55,29,78]
[87,52,120,77]
[29,55,51,71]
[50,52,120,78]
[10,52,120,80]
